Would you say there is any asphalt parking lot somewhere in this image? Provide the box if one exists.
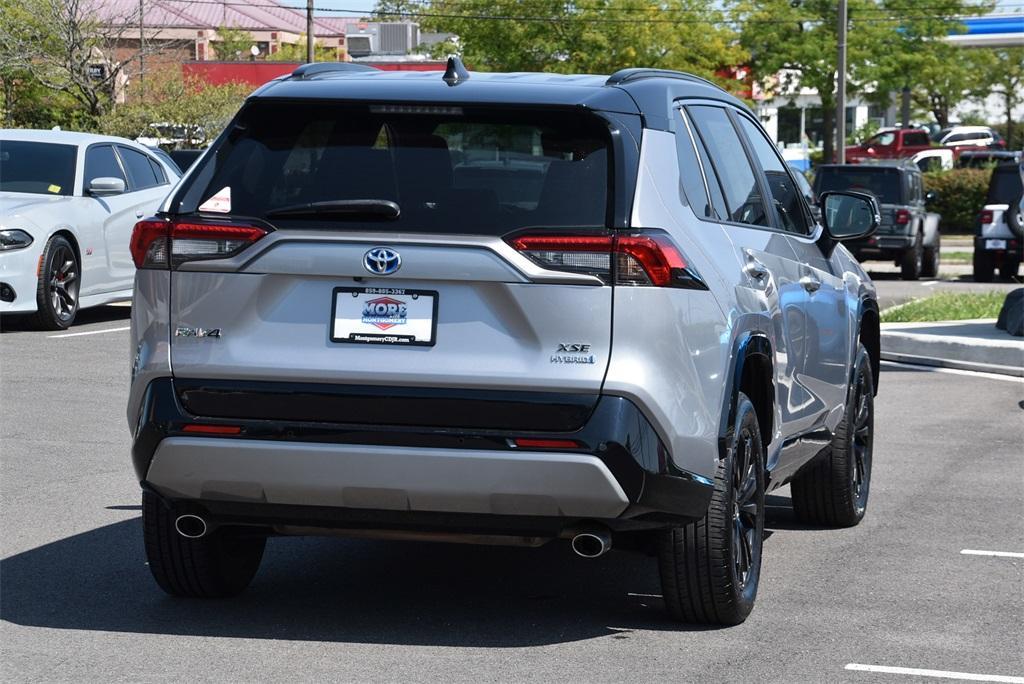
[1,298,1022,682]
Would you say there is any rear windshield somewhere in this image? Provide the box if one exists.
[0,141,77,196]
[986,166,1023,204]
[815,168,903,205]
[175,101,610,234]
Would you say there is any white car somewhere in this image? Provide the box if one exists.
[0,130,180,329]
[936,125,1000,148]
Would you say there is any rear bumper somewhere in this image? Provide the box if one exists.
[975,235,1022,256]
[849,232,914,260]
[133,378,714,531]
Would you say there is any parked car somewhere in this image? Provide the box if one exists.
[168,149,204,174]
[127,60,882,625]
[973,162,1023,282]
[956,149,1022,169]
[911,148,953,173]
[936,125,1005,150]
[0,130,180,329]
[845,127,932,163]
[814,162,941,279]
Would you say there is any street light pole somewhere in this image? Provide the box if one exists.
[139,0,145,100]
[306,0,314,64]
[836,0,847,163]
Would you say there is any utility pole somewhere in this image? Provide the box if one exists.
[836,0,847,163]
[139,0,145,100]
[306,0,314,63]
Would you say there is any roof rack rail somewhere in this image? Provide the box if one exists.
[605,68,722,91]
[289,62,377,80]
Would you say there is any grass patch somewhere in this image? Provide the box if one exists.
[939,251,973,264]
[882,291,1007,323]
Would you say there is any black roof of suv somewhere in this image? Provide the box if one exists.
[253,60,746,131]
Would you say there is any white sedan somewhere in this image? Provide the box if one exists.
[0,130,180,329]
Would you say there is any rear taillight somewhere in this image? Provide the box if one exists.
[506,230,706,289]
[895,209,911,225]
[130,218,268,269]
[980,210,994,225]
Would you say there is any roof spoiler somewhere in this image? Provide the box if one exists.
[606,68,722,91]
[289,62,377,80]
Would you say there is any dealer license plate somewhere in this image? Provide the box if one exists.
[331,287,437,346]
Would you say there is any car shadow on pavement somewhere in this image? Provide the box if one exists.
[0,305,130,333]
[1,517,733,645]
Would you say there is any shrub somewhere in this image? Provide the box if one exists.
[922,167,992,234]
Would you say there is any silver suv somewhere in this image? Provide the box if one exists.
[127,61,881,625]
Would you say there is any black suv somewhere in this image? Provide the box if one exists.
[814,162,940,279]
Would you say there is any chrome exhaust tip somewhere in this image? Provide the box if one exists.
[571,530,611,558]
[174,514,208,539]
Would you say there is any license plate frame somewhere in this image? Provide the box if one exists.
[330,286,438,347]
[986,239,1007,250]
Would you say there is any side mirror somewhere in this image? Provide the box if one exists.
[88,177,125,196]
[820,190,880,241]
[925,190,938,204]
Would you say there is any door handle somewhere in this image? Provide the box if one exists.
[800,274,821,293]
[744,259,769,281]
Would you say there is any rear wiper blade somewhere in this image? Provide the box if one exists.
[265,199,400,219]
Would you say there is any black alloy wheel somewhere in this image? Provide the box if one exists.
[849,359,874,517]
[731,428,761,590]
[31,235,80,330]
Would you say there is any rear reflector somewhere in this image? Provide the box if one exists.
[507,230,705,289]
[512,438,581,449]
[182,424,242,435]
[130,218,268,269]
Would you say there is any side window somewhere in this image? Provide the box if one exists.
[149,158,168,185]
[674,108,713,219]
[117,146,160,190]
[686,105,769,227]
[84,145,126,187]
[735,115,810,234]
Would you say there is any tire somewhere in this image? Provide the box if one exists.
[921,235,940,279]
[657,392,765,625]
[791,343,875,527]
[142,491,266,598]
[29,235,79,330]
[899,234,923,280]
[1007,193,1023,240]
[973,250,995,283]
[998,255,1020,281]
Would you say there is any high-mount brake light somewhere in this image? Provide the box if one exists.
[130,219,267,269]
[507,231,706,289]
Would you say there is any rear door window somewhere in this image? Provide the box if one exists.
[686,105,769,227]
[815,168,903,205]
[176,101,610,235]
[903,132,930,147]
[0,141,76,195]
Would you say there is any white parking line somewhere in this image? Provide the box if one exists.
[845,663,1024,683]
[880,360,1022,383]
[960,549,1024,559]
[48,326,130,339]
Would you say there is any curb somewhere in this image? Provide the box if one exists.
[881,319,1024,378]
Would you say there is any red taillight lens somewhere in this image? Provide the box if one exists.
[895,209,911,225]
[507,231,704,289]
[980,210,994,225]
[512,438,581,449]
[130,218,267,269]
[181,424,242,435]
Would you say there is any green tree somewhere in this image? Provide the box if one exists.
[375,0,744,89]
[214,26,256,61]
[267,35,338,62]
[974,47,1024,148]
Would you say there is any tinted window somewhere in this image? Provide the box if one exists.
[0,141,76,195]
[674,109,714,219]
[815,168,903,205]
[986,166,1023,204]
[687,106,768,227]
[149,157,168,183]
[736,115,810,234]
[903,132,930,147]
[84,145,126,186]
[118,146,160,190]
[177,102,609,234]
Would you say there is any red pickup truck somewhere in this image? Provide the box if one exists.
[845,128,933,163]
